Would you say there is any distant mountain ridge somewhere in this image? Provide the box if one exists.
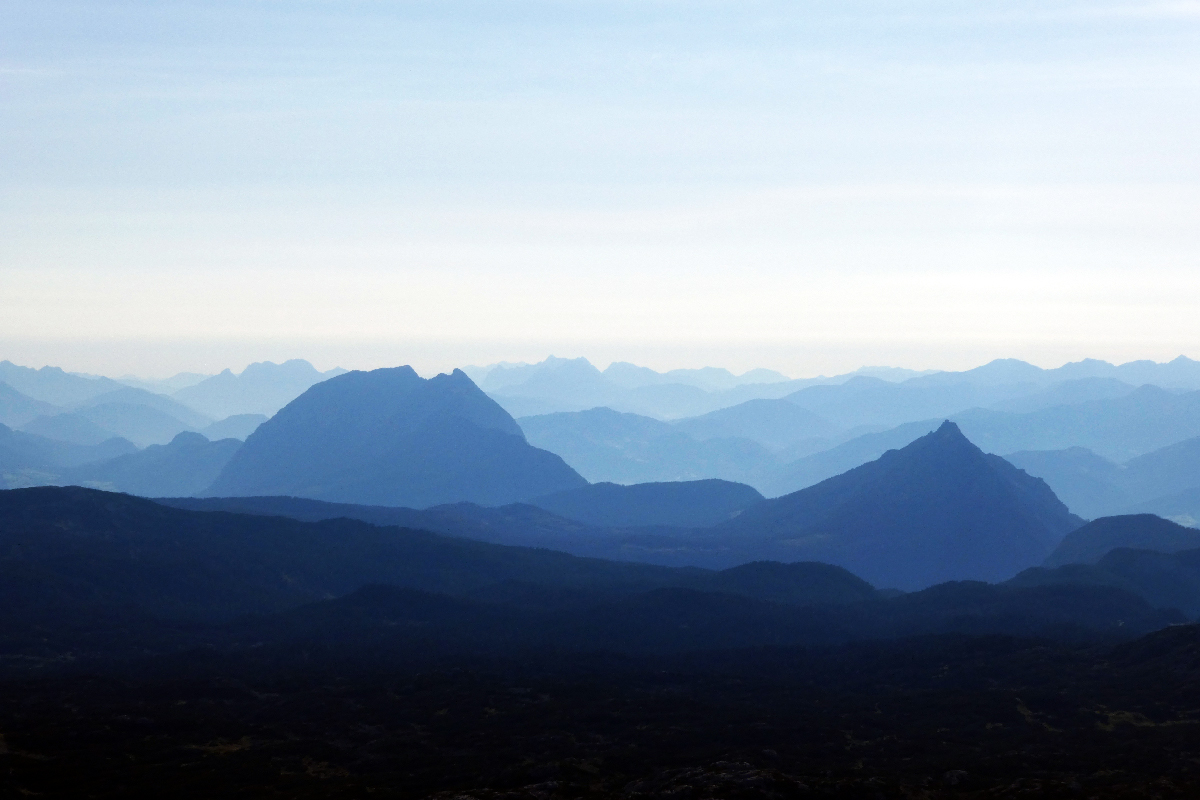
[1007,434,1200,520]
[0,382,59,428]
[519,407,773,486]
[206,366,587,507]
[0,423,137,488]
[0,360,125,406]
[173,359,346,418]
[468,355,1200,423]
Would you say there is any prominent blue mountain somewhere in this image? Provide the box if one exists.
[205,366,586,508]
[714,422,1084,589]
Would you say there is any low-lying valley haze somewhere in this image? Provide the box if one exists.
[4,2,1200,798]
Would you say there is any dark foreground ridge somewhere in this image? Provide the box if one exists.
[3,485,1200,797]
[4,627,1200,798]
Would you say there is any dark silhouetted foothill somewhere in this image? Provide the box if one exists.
[1044,514,1200,566]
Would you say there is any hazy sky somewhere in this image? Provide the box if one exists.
[3,1,1199,378]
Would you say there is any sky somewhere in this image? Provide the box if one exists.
[3,0,1199,378]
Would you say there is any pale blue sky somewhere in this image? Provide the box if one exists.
[3,1,1199,377]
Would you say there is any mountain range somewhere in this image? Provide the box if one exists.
[519,381,1200,508]
[0,485,1181,668]
[178,421,1085,590]
[173,358,347,418]
[468,354,1200,421]
[1007,434,1200,522]
[5,353,1200,532]
[8,353,1200,798]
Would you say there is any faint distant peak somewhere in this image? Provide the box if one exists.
[848,366,940,382]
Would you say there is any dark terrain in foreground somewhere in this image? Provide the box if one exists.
[3,626,1200,798]
[3,486,1200,797]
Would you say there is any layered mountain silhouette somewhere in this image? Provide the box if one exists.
[0,486,1179,667]
[954,385,1200,461]
[0,382,59,428]
[201,413,266,440]
[713,422,1083,588]
[1007,435,1200,520]
[0,371,218,448]
[1011,545,1200,617]
[0,486,879,628]
[527,479,763,528]
[213,421,1086,587]
[1043,514,1200,566]
[471,356,836,419]
[206,367,586,507]
[62,431,242,497]
[518,407,772,485]
[989,376,1139,413]
[672,398,839,451]
[21,411,119,446]
[174,359,346,418]
[0,360,124,406]
[0,423,136,486]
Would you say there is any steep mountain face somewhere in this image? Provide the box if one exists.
[206,367,586,507]
[760,419,941,497]
[62,431,242,497]
[527,479,764,528]
[174,359,346,418]
[717,422,1083,589]
[1043,515,1200,566]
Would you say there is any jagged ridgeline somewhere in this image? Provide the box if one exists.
[205,366,587,507]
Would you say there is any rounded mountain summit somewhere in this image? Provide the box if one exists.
[204,367,587,508]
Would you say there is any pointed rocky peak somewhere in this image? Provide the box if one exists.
[933,419,965,438]
[889,419,981,462]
